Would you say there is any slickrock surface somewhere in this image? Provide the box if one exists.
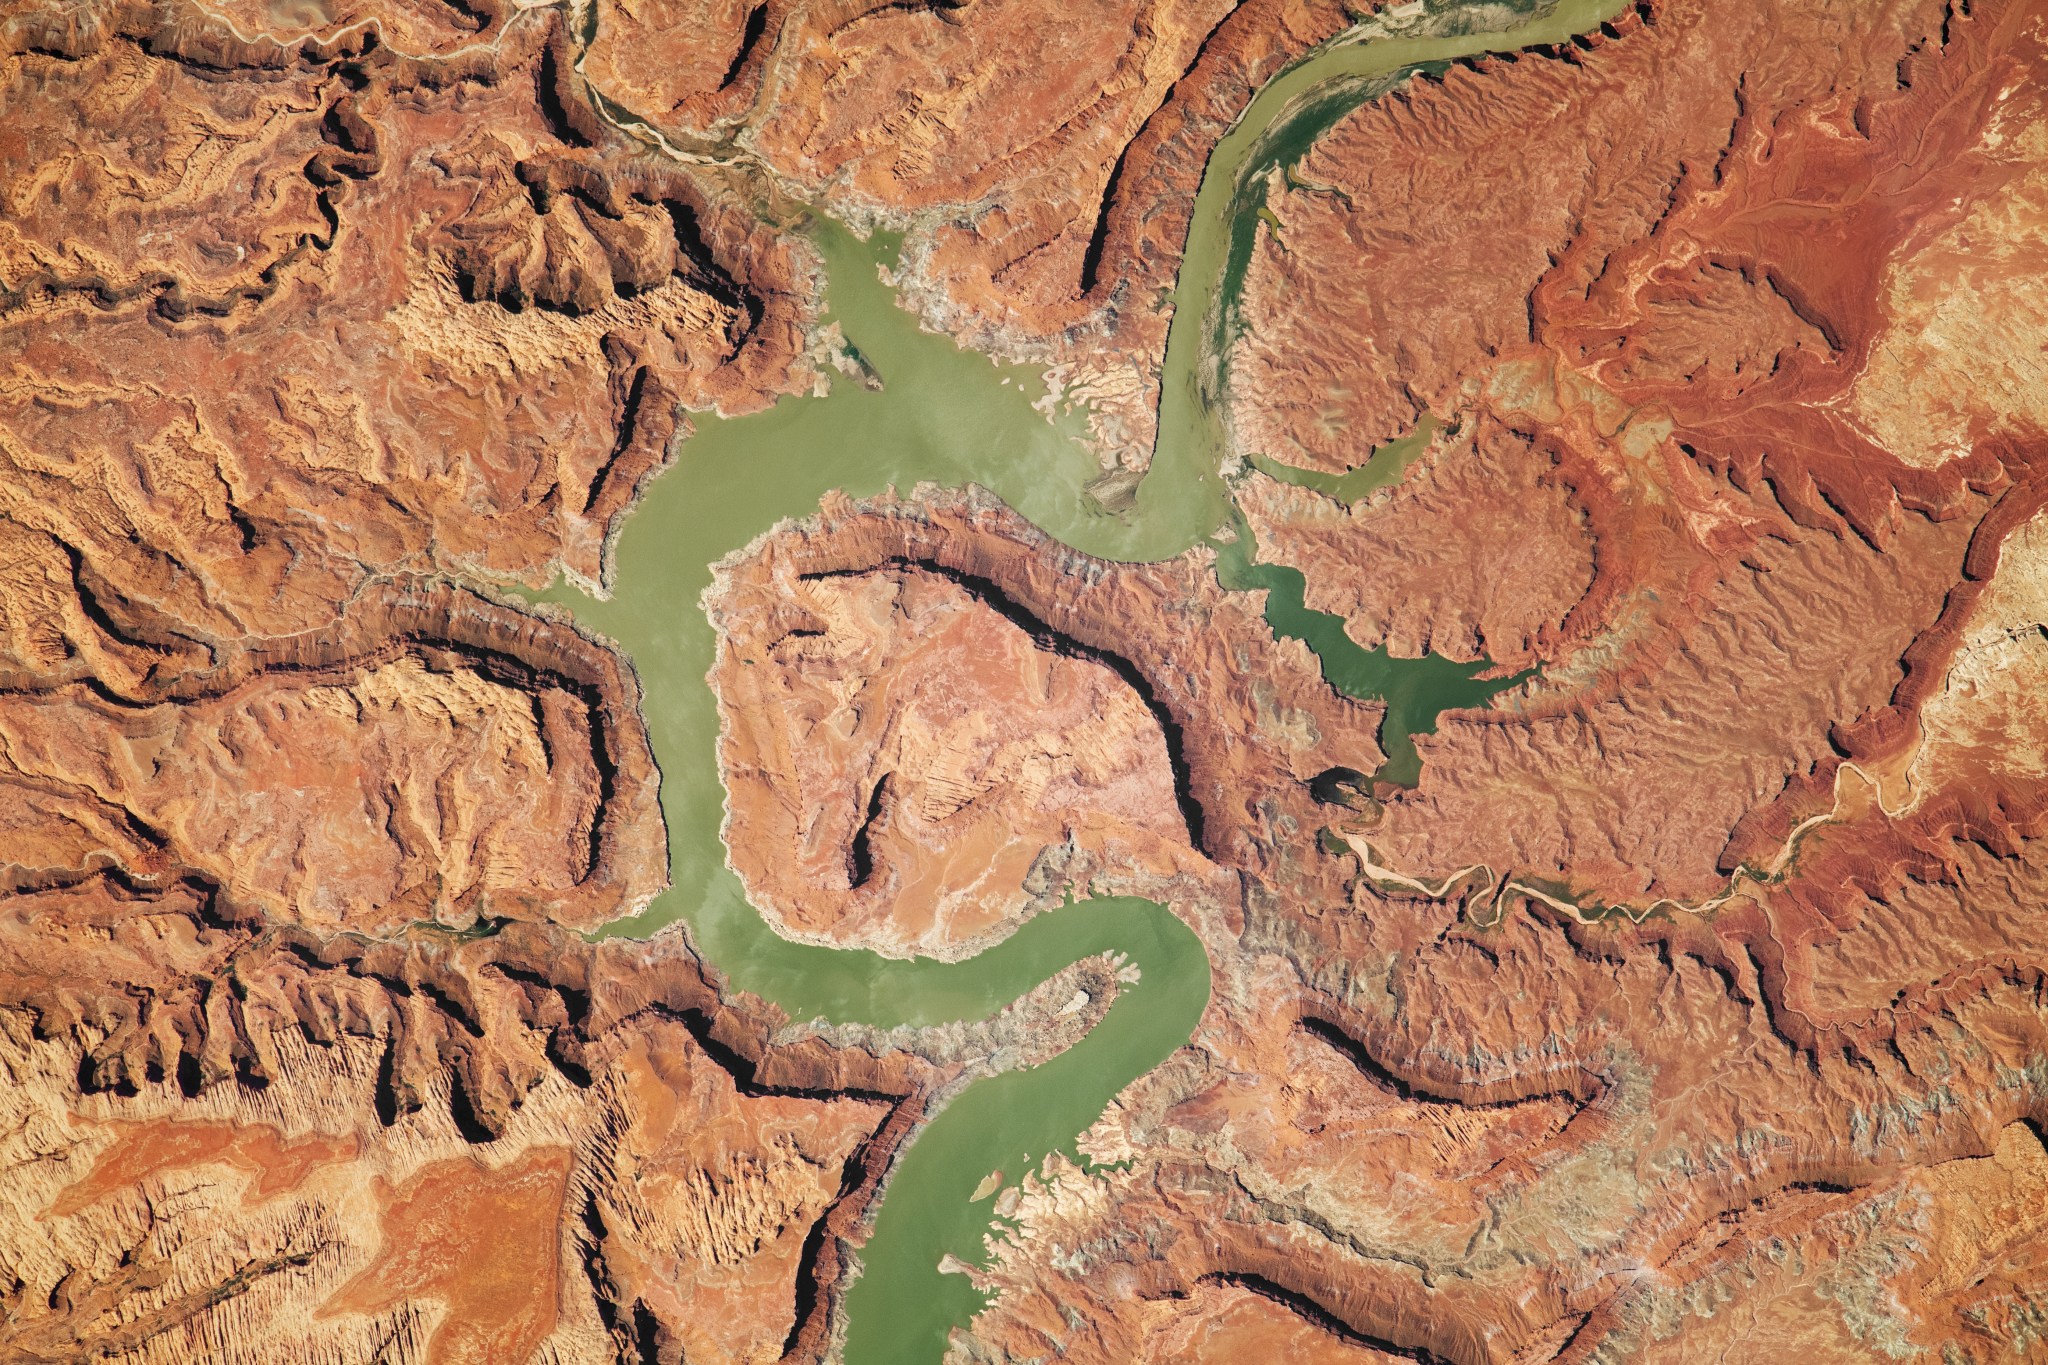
[949,3,2048,1365]
[578,0,1365,462]
[10,0,2048,1360]
[710,555,1188,955]
[707,488,1381,957]
[0,579,667,936]
[0,2,935,1359]
[709,487,1384,956]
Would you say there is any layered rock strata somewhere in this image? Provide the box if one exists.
[949,1,2048,1361]
[0,3,941,1358]
[9,0,2048,1360]
[575,0,1370,464]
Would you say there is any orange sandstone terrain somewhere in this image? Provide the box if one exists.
[705,489,1380,957]
[5,0,2048,1361]
[709,541,1192,956]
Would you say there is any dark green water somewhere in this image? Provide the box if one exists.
[533,2,1624,1360]
[1213,515,1532,787]
[1127,0,1631,559]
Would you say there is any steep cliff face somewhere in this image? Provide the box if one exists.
[948,1,2048,1360]
[706,488,1387,940]
[574,0,1369,464]
[710,554,1190,956]
[1,0,810,630]
[10,0,2048,1360]
[0,943,910,1365]
[0,2,926,1358]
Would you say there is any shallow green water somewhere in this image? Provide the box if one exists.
[533,229,1219,1353]
[540,219,1115,957]
[533,2,1624,1360]
[840,896,1210,1363]
[1249,414,1447,504]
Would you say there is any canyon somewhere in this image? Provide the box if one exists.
[4,0,2048,1361]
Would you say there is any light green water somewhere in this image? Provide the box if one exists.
[1249,414,1447,504]
[533,2,1623,1360]
[534,226,1217,1361]
[839,897,1209,1364]
[545,220,1113,956]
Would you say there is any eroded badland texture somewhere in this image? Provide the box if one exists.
[579,0,1369,460]
[0,1,941,1357]
[9,0,2048,1361]
[705,488,1372,958]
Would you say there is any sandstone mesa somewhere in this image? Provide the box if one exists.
[4,0,2048,1361]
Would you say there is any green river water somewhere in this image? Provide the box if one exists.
[538,1,1625,1359]
[1248,413,1444,503]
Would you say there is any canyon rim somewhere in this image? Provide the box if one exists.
[5,0,2048,1362]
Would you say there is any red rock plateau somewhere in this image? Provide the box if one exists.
[578,0,1372,459]
[708,523,1194,957]
[8,0,2048,1361]
[0,1,1010,1358]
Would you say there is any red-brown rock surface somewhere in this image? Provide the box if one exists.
[1,0,808,633]
[709,549,1190,955]
[0,1,934,1357]
[1238,414,1599,669]
[949,2,2048,1363]
[1226,0,2048,916]
[708,487,1386,954]
[0,928,920,1364]
[575,0,1369,462]
[9,0,2048,1360]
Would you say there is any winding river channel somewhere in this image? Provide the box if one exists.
[540,0,1627,1358]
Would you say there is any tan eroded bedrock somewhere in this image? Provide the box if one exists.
[6,0,2048,1360]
